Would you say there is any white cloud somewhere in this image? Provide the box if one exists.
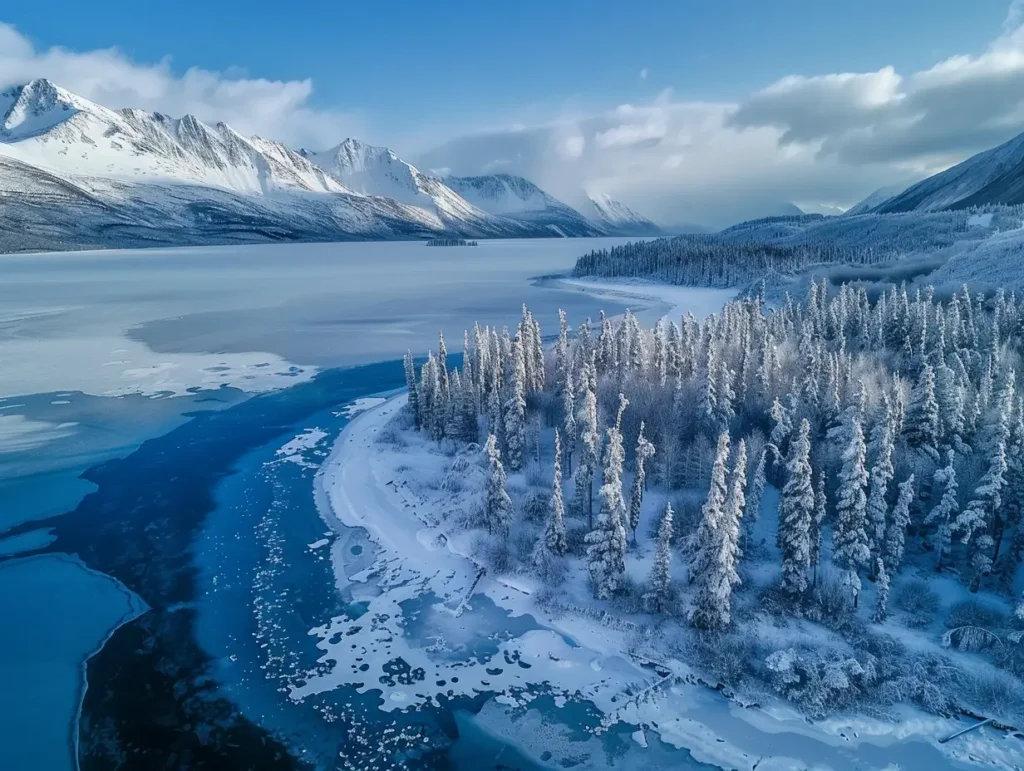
[639,68,649,80]
[0,22,362,148]
[729,3,1024,170]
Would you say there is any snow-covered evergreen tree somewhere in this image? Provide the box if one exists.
[503,337,527,471]
[904,364,941,461]
[483,433,513,535]
[779,419,814,596]
[725,439,748,557]
[544,430,568,557]
[574,353,601,527]
[644,502,675,614]
[811,468,826,586]
[403,351,421,431]
[691,431,742,630]
[833,415,870,606]
[885,475,915,574]
[865,411,895,570]
[586,395,630,599]
[872,558,890,623]
[926,450,958,572]
[628,421,656,543]
[746,448,767,539]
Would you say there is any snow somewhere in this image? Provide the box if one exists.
[968,212,994,228]
[273,427,328,468]
[557,277,738,323]
[307,396,1023,769]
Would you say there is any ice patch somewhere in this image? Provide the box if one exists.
[273,427,328,469]
[0,415,77,454]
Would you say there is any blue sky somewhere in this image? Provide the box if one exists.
[2,0,1011,140]
[3,1,1024,224]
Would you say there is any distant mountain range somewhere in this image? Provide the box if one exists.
[0,80,662,253]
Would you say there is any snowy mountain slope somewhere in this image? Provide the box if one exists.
[844,185,905,216]
[877,131,1024,213]
[300,139,512,233]
[586,193,662,236]
[0,79,612,252]
[446,174,603,236]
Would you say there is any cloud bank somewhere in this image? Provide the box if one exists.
[0,23,363,149]
[6,5,1024,227]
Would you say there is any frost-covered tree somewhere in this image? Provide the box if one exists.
[586,395,630,599]
[834,415,870,606]
[725,439,748,556]
[691,431,731,583]
[562,362,577,475]
[885,475,915,574]
[957,435,1007,591]
[483,433,513,536]
[403,351,421,431]
[865,413,895,571]
[691,431,742,630]
[811,469,826,586]
[628,421,656,543]
[779,419,814,596]
[768,396,792,467]
[574,354,600,527]
[872,558,890,623]
[903,364,941,461]
[925,450,958,572]
[503,337,527,471]
[543,430,568,557]
[746,448,767,539]
[644,503,675,614]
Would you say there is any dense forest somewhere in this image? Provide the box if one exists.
[397,281,1024,724]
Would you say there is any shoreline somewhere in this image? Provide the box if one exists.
[311,393,1024,770]
[550,276,739,323]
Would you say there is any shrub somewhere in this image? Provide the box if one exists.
[892,579,940,629]
[522,492,550,523]
[565,524,590,557]
[763,647,878,719]
[610,574,646,615]
[944,599,1008,632]
[808,569,854,625]
[684,631,760,686]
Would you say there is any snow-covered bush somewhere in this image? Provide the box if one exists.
[681,631,761,686]
[764,647,878,718]
[892,579,940,629]
[962,667,1024,725]
[944,598,1008,632]
[808,569,854,626]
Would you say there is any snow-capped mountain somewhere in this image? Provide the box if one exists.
[844,186,905,216]
[585,193,662,236]
[0,80,612,252]
[446,174,603,237]
[300,139,499,231]
[877,131,1024,213]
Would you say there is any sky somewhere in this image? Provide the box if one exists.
[1,0,1023,226]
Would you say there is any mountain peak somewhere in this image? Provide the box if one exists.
[585,192,661,235]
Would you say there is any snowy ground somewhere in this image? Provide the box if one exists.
[305,396,1024,769]
[556,277,738,323]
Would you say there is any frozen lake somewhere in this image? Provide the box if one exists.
[0,237,661,771]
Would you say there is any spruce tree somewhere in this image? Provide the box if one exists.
[483,434,513,536]
[811,469,827,586]
[691,430,742,630]
[644,503,675,614]
[834,415,870,606]
[628,421,656,544]
[403,351,421,430]
[925,450,958,572]
[904,364,941,461]
[574,353,600,527]
[691,432,731,582]
[872,558,890,623]
[746,448,767,538]
[544,430,568,557]
[865,414,895,570]
[586,395,630,599]
[725,439,748,558]
[779,419,814,596]
[503,337,527,471]
[885,475,915,574]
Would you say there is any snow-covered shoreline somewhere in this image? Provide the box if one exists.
[309,395,1023,770]
[554,277,738,323]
